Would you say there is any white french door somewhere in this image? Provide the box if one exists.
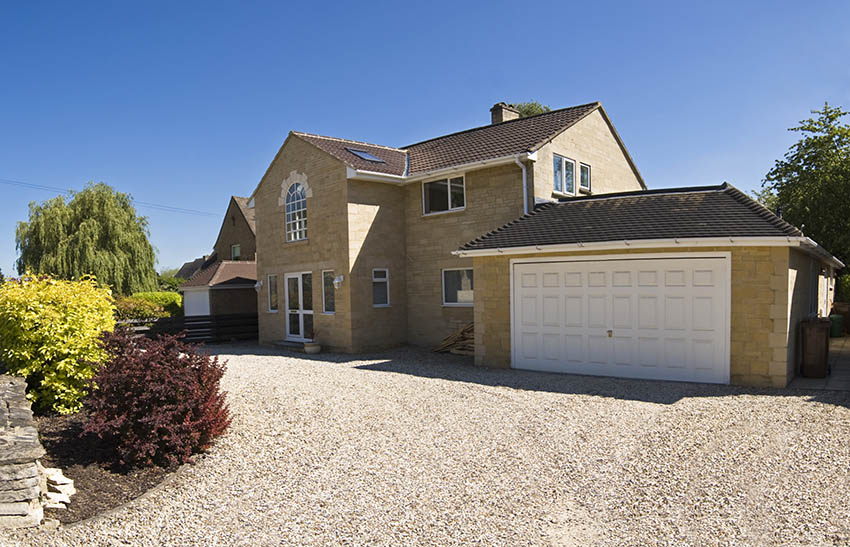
[285,272,314,341]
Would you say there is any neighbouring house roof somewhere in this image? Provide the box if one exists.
[232,195,256,234]
[290,102,644,185]
[457,183,805,252]
[176,256,210,280]
[181,260,257,289]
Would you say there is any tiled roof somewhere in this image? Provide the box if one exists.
[291,102,605,177]
[175,256,209,280]
[294,132,408,176]
[233,196,256,234]
[458,183,803,252]
[403,102,600,173]
[181,260,257,288]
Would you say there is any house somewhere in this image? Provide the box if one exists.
[180,195,258,316]
[176,195,257,280]
[251,101,841,387]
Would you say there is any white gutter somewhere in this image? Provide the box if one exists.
[453,236,844,268]
[515,155,528,215]
[346,152,537,185]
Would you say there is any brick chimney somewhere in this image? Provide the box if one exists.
[490,102,520,124]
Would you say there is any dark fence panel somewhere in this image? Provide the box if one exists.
[118,313,258,343]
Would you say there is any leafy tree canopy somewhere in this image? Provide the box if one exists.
[513,101,552,118]
[762,103,850,264]
[16,182,158,295]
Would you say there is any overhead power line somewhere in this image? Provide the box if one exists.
[0,177,221,218]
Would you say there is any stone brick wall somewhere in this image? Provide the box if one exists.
[0,376,45,528]
[473,246,803,388]
[531,109,643,200]
[347,180,408,351]
[213,198,256,261]
[404,163,525,347]
[254,135,353,351]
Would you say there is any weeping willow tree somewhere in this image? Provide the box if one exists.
[16,183,158,295]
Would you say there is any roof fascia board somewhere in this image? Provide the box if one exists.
[453,236,811,257]
[346,152,538,185]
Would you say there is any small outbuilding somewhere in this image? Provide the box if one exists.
[180,261,258,317]
[455,184,843,388]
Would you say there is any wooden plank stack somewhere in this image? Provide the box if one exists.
[433,323,475,356]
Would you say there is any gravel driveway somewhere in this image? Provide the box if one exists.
[8,345,850,546]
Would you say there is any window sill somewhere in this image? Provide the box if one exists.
[579,187,592,195]
[285,238,309,246]
[442,303,473,308]
[422,207,465,218]
[267,310,279,314]
[372,304,391,308]
[321,311,336,315]
[552,190,576,199]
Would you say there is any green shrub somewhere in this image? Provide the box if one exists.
[0,274,115,414]
[114,296,166,321]
[836,273,850,303]
[131,291,183,317]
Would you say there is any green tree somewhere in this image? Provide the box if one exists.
[762,103,850,263]
[513,101,552,118]
[751,187,779,212]
[16,182,158,295]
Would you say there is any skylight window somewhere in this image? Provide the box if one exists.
[346,147,385,163]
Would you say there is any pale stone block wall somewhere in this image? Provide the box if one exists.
[404,163,525,347]
[473,246,798,388]
[254,136,353,351]
[532,109,643,201]
[347,180,408,351]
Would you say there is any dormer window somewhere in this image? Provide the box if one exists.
[580,163,591,191]
[553,154,576,195]
[231,244,241,260]
[346,148,385,163]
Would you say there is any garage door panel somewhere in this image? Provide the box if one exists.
[520,296,538,326]
[565,296,583,327]
[613,296,633,329]
[588,296,608,328]
[513,256,729,384]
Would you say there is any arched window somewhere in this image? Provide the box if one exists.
[285,182,307,242]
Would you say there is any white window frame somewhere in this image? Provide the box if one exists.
[231,244,241,260]
[441,268,474,307]
[372,268,390,308]
[322,270,335,314]
[579,162,591,192]
[422,175,466,216]
[285,182,308,242]
[267,274,278,313]
[553,154,577,196]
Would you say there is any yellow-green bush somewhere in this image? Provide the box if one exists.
[131,291,183,317]
[0,274,115,414]
[114,296,166,321]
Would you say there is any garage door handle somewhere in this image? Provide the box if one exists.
[607,330,613,337]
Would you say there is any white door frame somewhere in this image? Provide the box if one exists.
[509,252,732,383]
[285,272,314,342]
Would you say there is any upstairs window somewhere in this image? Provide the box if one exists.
[553,154,575,194]
[423,176,465,214]
[580,163,591,191]
[231,244,241,261]
[285,182,307,242]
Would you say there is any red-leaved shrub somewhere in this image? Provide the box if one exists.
[83,330,231,468]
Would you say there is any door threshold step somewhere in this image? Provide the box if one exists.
[274,340,306,352]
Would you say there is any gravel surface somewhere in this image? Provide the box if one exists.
[6,344,850,546]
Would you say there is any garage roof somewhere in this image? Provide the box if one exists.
[181,260,257,288]
[458,183,804,252]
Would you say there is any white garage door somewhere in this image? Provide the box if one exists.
[183,289,211,316]
[512,255,729,384]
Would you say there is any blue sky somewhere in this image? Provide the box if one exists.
[1,1,848,277]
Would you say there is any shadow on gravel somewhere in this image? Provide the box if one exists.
[203,342,850,410]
